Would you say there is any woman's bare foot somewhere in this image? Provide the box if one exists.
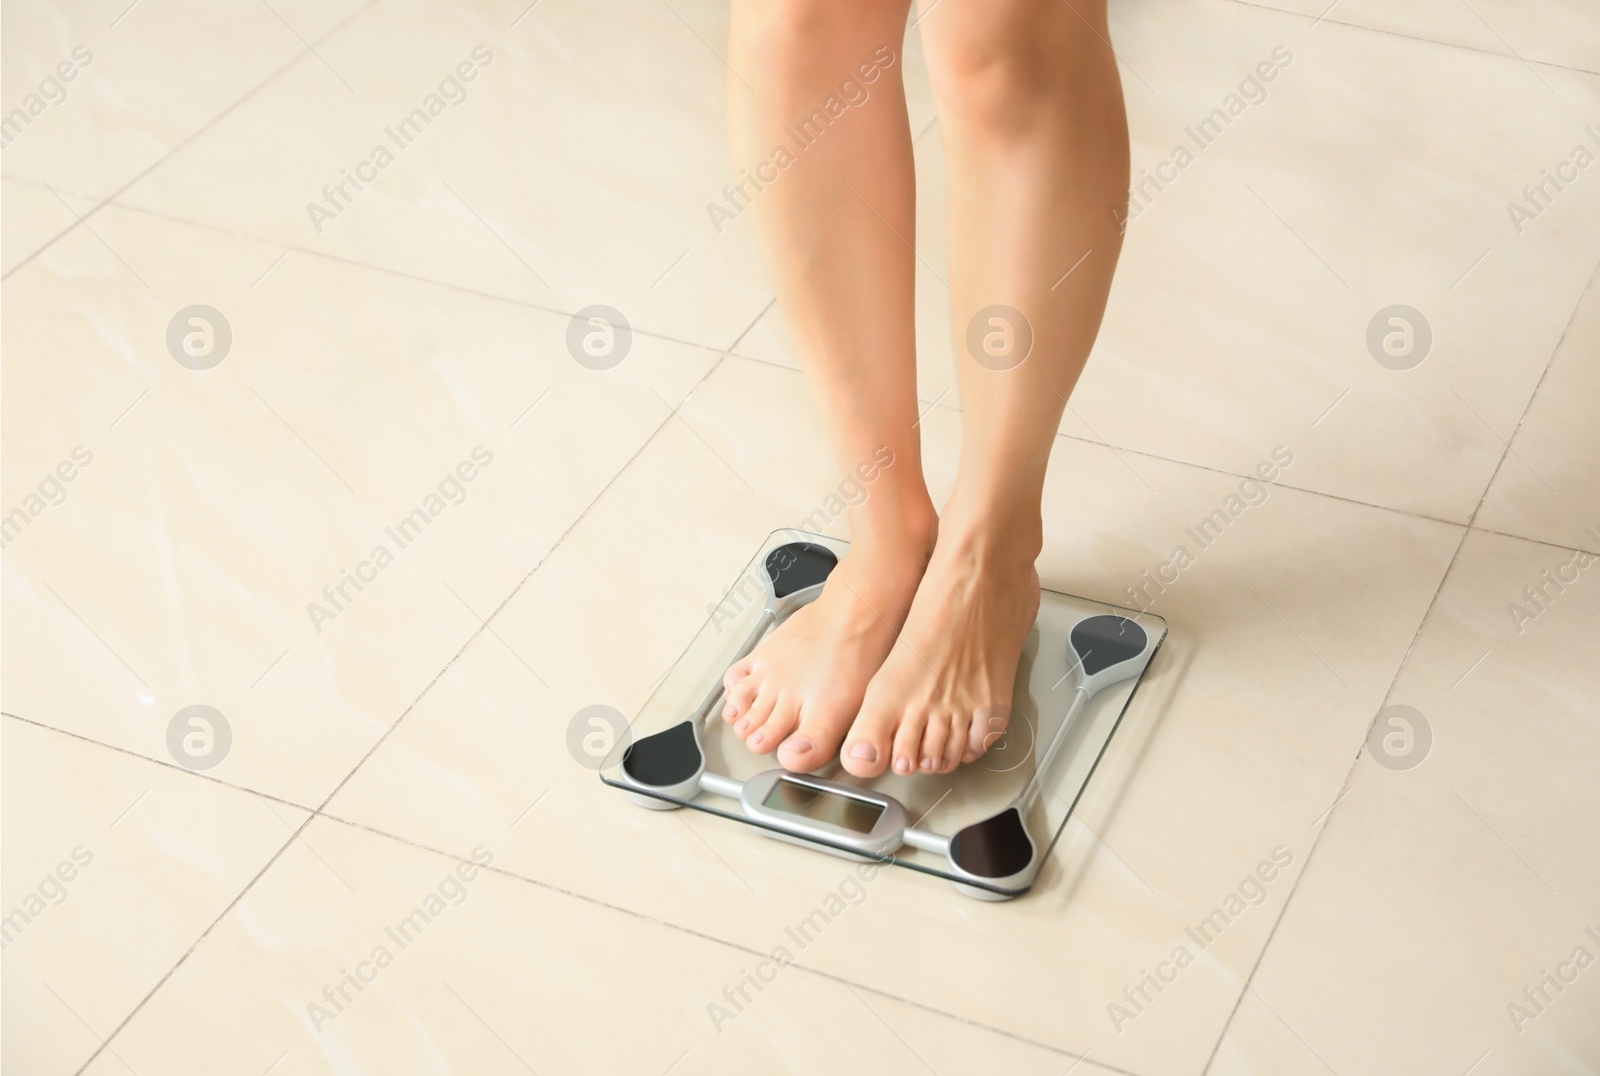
[721,505,936,773]
[841,502,1041,778]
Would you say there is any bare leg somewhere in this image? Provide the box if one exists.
[720,0,937,772]
[842,0,1129,777]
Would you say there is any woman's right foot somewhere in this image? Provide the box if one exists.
[841,496,1042,779]
[721,505,935,773]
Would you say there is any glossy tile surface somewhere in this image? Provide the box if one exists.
[1207,529,1600,1075]
[1233,0,1600,73]
[1,716,310,1076]
[78,814,1119,1076]
[1478,266,1600,553]
[1091,3,1600,523]
[1,0,371,200]
[1,177,95,274]
[2,203,718,805]
[110,0,774,352]
[5,0,1597,1073]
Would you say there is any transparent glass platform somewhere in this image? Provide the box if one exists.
[600,529,1167,900]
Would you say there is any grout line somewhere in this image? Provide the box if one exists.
[1053,429,1469,531]
[2,175,102,202]
[1469,524,1598,559]
[1199,523,1471,1076]
[1196,255,1597,1076]
[1222,0,1600,77]
[724,349,811,375]
[1,712,320,815]
[1462,255,1600,544]
[70,797,320,1076]
[726,349,948,411]
[1,0,383,283]
[302,363,735,818]
[54,195,750,359]
[722,298,778,357]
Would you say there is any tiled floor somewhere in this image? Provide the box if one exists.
[3,0,1597,1074]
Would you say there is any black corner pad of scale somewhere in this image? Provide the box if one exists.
[621,720,703,788]
[948,807,1036,879]
[764,541,839,598]
[1070,614,1149,677]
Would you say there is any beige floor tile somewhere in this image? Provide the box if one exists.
[78,814,1117,1076]
[1203,989,1335,1076]
[1079,0,1600,524]
[0,0,369,199]
[1233,0,1600,74]
[1478,266,1600,553]
[1,716,310,1076]
[1,205,719,804]
[1,177,96,274]
[1207,528,1600,1076]
[108,0,787,352]
[324,354,1462,1074]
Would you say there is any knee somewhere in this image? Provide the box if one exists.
[734,0,901,74]
[922,1,1098,132]
[743,0,856,40]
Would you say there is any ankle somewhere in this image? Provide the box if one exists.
[848,486,937,558]
[936,496,1042,566]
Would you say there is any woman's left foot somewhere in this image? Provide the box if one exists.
[841,506,1041,778]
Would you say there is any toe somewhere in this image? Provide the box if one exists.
[754,694,802,756]
[890,710,928,776]
[723,659,752,710]
[724,676,761,725]
[736,685,774,742]
[968,704,1010,761]
[942,709,973,772]
[919,713,949,774]
[777,702,849,774]
[840,696,896,779]
[723,656,755,690]
[742,688,780,749]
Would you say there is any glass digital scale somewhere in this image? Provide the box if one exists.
[600,530,1167,900]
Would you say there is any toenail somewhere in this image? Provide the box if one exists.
[921,757,933,771]
[848,742,878,763]
[894,758,910,774]
[784,737,812,754]
[736,719,750,733]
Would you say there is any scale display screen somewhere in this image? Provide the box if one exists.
[762,777,884,834]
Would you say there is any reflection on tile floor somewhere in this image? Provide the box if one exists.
[4,0,1597,1073]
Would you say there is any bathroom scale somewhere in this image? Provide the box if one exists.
[600,529,1167,900]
